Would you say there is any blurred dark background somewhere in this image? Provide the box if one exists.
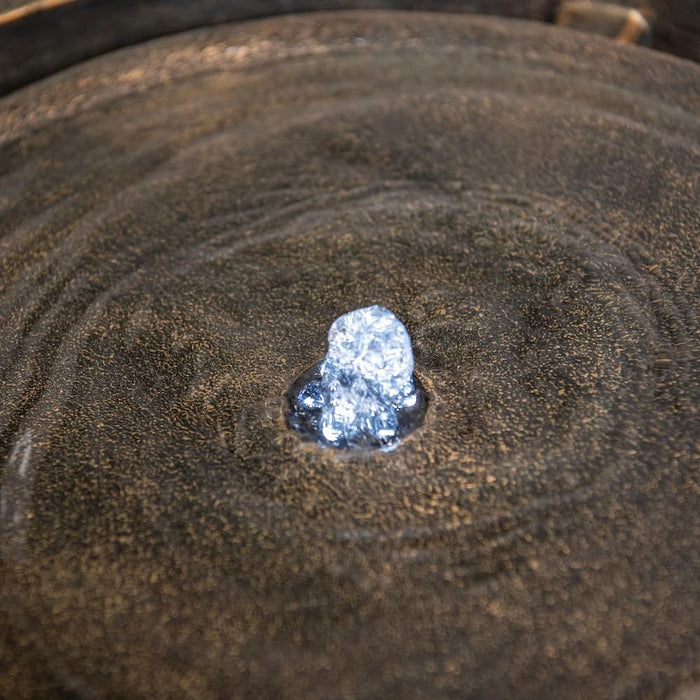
[1,0,698,98]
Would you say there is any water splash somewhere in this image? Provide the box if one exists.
[1,430,35,559]
[286,306,426,450]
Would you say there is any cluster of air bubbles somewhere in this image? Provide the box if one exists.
[286,305,426,450]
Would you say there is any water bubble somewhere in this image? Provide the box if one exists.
[286,306,427,450]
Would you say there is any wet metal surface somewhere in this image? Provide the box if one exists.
[0,11,698,698]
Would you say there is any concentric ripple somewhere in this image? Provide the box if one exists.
[0,11,698,699]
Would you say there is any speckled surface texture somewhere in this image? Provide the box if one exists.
[0,10,698,698]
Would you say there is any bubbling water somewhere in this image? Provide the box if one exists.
[286,306,427,450]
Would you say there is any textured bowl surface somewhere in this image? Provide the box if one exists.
[1,11,698,698]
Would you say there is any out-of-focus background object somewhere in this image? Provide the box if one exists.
[0,0,699,96]
[556,1,652,46]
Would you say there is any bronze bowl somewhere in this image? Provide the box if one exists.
[1,8,698,698]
